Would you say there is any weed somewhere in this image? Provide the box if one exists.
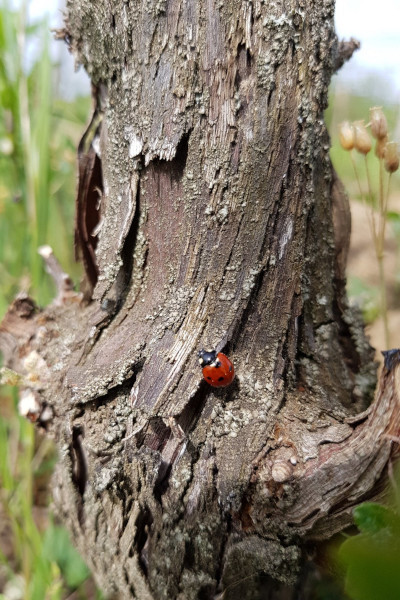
[0,2,96,598]
[338,108,399,348]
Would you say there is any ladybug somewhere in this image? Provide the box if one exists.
[198,349,235,387]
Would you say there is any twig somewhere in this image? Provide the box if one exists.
[38,245,81,305]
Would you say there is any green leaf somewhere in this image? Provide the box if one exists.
[339,533,400,600]
[353,502,398,535]
[42,524,90,589]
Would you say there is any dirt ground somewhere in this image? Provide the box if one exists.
[347,199,400,363]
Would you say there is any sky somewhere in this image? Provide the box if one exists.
[334,0,400,101]
[20,0,400,103]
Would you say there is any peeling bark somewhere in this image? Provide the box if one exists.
[1,1,397,599]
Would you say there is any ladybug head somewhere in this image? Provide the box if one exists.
[198,349,218,366]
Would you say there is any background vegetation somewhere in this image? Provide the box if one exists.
[0,1,399,598]
[328,87,400,334]
[0,3,99,598]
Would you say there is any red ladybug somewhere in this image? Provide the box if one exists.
[198,349,235,387]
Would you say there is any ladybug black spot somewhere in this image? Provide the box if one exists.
[207,377,212,381]
[218,377,225,382]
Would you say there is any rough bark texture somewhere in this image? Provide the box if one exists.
[2,1,399,599]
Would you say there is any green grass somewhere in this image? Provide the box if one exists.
[0,387,104,599]
[0,2,98,598]
[0,3,89,317]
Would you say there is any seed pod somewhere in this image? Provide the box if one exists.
[370,106,388,140]
[375,136,388,159]
[339,121,355,151]
[384,141,400,173]
[354,121,372,155]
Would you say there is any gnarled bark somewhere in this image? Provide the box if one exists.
[1,1,398,599]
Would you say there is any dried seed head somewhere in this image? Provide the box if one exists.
[338,121,355,151]
[370,106,388,140]
[18,389,40,422]
[375,136,388,159]
[384,141,400,173]
[354,121,372,155]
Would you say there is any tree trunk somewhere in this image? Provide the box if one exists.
[2,1,399,599]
